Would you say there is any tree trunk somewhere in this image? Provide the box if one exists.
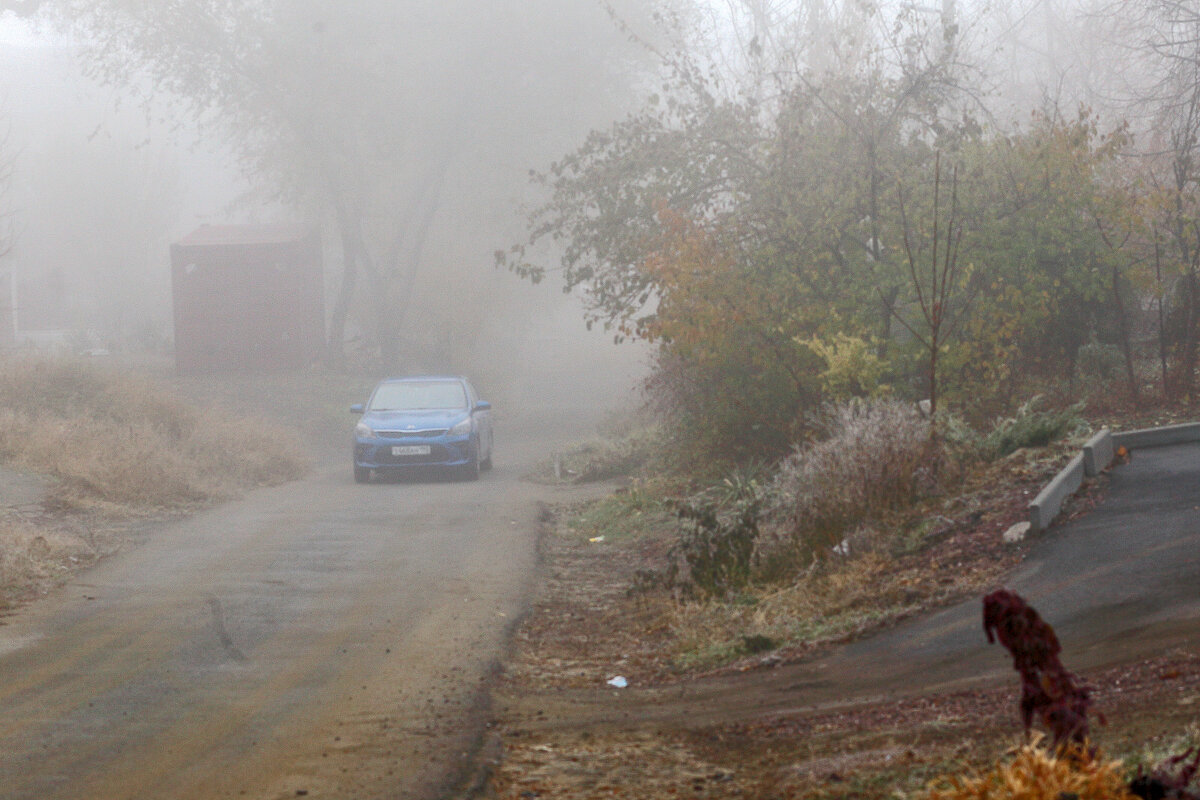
[1111,263,1139,402]
[325,200,360,372]
[1183,264,1200,405]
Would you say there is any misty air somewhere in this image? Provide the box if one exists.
[0,2,1197,799]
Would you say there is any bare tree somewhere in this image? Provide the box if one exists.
[46,0,645,370]
[1106,0,1200,401]
[890,153,970,423]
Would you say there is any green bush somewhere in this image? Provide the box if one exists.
[980,396,1086,460]
[665,467,764,598]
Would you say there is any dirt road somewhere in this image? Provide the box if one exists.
[0,409,605,800]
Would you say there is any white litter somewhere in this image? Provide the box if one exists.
[1003,521,1031,544]
[606,676,628,689]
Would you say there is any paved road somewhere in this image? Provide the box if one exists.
[829,440,1200,696]
[0,410,608,800]
[535,441,1200,729]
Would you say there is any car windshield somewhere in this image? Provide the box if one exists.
[368,380,467,411]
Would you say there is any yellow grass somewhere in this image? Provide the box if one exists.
[925,744,1135,800]
[0,357,310,511]
[0,514,97,605]
[662,546,998,669]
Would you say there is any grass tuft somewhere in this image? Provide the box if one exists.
[925,743,1135,800]
[766,398,946,561]
[980,396,1087,460]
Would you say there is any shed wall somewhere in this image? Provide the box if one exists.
[170,227,324,373]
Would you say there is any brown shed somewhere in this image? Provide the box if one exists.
[170,224,325,374]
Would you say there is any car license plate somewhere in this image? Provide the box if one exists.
[392,445,431,456]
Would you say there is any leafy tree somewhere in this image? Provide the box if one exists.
[944,109,1130,408]
[1101,0,1200,401]
[499,3,985,463]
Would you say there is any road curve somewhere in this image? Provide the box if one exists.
[0,412,600,800]
[512,441,1200,732]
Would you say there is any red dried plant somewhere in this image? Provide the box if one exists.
[982,589,1097,748]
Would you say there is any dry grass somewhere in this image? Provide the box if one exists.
[0,357,310,511]
[767,399,949,560]
[0,513,98,606]
[925,743,1135,800]
[661,547,995,670]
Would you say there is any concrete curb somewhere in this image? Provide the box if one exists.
[1028,422,1199,534]
[1111,421,1200,449]
[1029,453,1085,534]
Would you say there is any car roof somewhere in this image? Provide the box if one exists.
[377,375,468,384]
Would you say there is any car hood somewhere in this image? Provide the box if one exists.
[361,409,468,432]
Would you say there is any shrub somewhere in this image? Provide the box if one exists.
[981,396,1087,460]
[665,466,764,598]
[645,345,822,475]
[799,333,893,401]
[766,398,944,561]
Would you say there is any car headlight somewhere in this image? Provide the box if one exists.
[355,421,376,438]
[448,417,472,436]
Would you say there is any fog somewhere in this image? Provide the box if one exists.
[0,0,1187,411]
[0,2,655,411]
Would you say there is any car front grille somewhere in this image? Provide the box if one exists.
[376,429,448,439]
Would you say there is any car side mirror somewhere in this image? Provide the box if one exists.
[475,400,491,412]
[350,404,364,414]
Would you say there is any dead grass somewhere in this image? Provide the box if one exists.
[0,357,309,512]
[767,399,948,560]
[0,513,98,606]
[925,743,1136,800]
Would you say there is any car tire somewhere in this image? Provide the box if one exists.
[480,451,493,471]
[354,465,371,484]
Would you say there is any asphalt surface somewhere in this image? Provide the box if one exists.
[0,409,611,800]
[830,439,1200,695]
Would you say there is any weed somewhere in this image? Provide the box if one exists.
[926,742,1133,800]
[980,396,1087,460]
[767,399,945,561]
[667,490,761,599]
[663,470,764,599]
[983,589,1096,749]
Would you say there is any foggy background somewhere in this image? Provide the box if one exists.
[0,0,1186,411]
[0,3,654,411]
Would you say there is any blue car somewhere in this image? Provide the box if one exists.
[351,376,494,482]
